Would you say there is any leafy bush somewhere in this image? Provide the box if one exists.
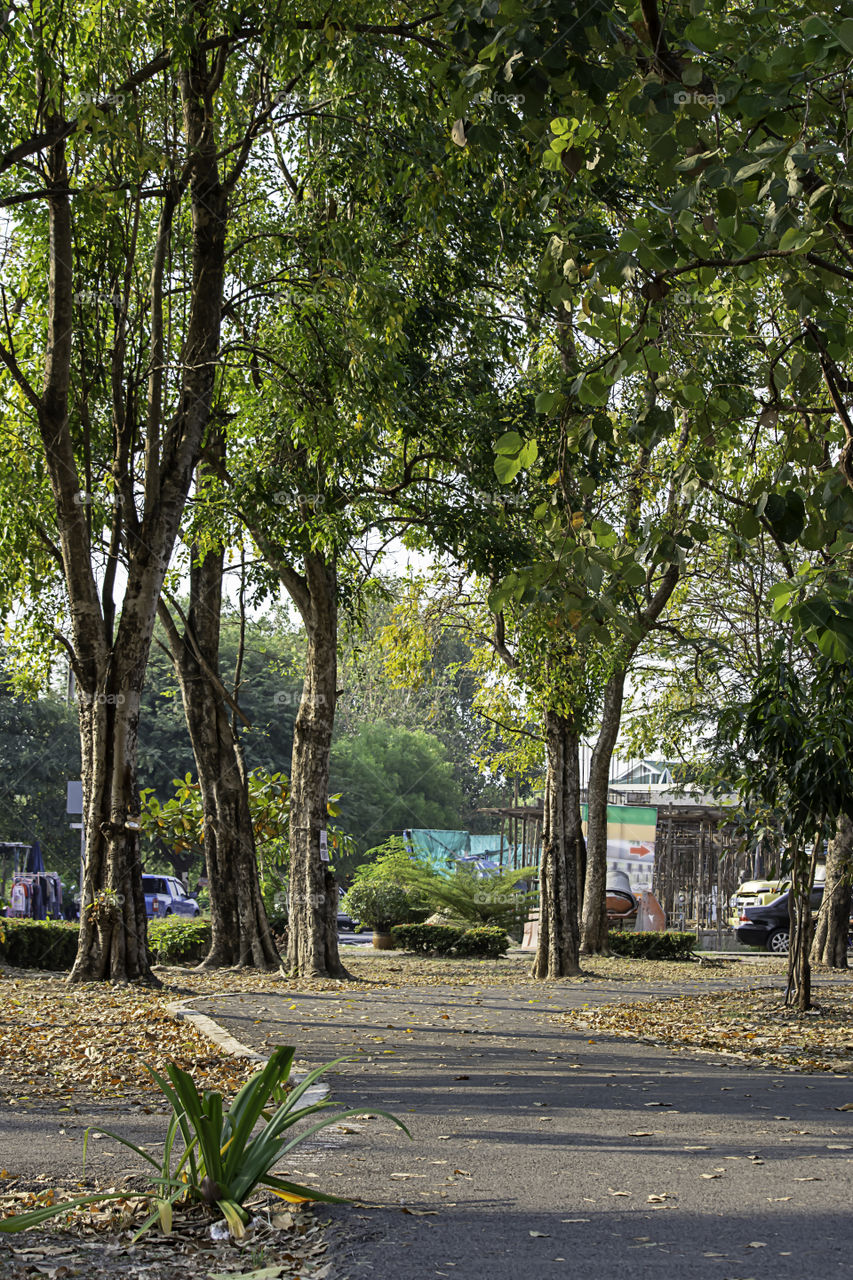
[396,861,536,935]
[607,930,697,961]
[147,917,211,965]
[0,1045,410,1241]
[392,922,509,959]
[453,925,510,958]
[391,923,464,954]
[342,880,417,931]
[0,919,79,970]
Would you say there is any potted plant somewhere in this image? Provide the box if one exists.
[341,880,413,949]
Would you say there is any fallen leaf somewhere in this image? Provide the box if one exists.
[207,1269,286,1280]
[529,1231,550,1238]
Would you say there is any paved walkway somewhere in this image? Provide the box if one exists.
[195,976,853,1280]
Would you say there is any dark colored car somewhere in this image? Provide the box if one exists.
[736,886,824,954]
[336,909,360,932]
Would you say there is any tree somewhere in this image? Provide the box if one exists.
[138,609,302,800]
[157,527,279,969]
[330,722,466,854]
[214,46,525,976]
[811,814,853,970]
[0,1,335,982]
[712,654,853,1009]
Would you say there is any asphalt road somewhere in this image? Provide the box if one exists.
[196,976,853,1280]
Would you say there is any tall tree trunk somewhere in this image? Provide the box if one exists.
[72,675,152,980]
[61,53,227,981]
[532,710,581,979]
[287,554,349,978]
[581,668,626,954]
[811,813,852,968]
[162,535,280,970]
[787,843,818,1011]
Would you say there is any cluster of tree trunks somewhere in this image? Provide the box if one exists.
[159,525,280,971]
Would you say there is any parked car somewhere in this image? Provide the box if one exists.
[728,864,825,927]
[336,909,360,932]
[142,874,200,919]
[735,886,824,954]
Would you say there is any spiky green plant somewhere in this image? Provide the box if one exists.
[0,1045,409,1239]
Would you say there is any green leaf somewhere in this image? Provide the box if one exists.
[494,430,523,455]
[534,390,561,415]
[493,453,523,484]
[735,159,768,182]
[835,18,853,54]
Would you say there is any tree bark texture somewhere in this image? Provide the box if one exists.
[163,536,280,970]
[286,554,349,978]
[532,711,581,979]
[786,847,816,1011]
[811,813,852,969]
[581,668,625,954]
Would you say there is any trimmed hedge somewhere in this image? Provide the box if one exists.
[0,916,215,969]
[454,925,510,959]
[391,923,463,954]
[607,930,697,960]
[391,922,509,959]
[0,919,80,970]
[147,917,211,964]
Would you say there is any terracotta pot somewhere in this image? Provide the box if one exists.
[372,930,396,950]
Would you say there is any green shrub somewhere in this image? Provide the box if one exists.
[607,930,696,960]
[0,919,80,970]
[147,917,211,965]
[391,923,464,954]
[341,880,415,931]
[453,925,509,959]
[392,922,509,959]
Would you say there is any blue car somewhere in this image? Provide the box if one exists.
[142,874,200,919]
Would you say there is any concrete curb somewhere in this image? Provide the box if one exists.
[166,997,268,1064]
[165,993,329,1105]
